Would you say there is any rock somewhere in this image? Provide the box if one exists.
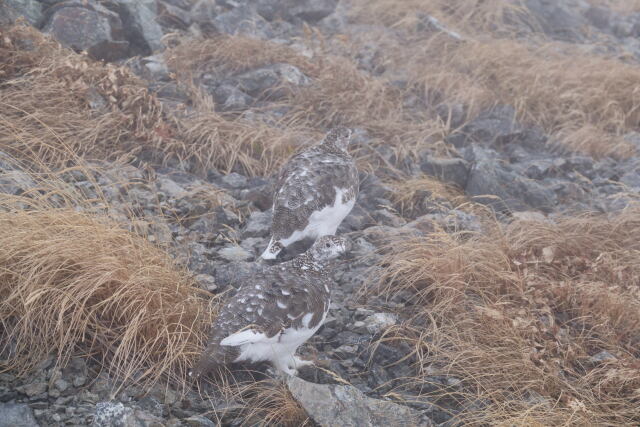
[256,0,338,23]
[242,210,272,238]
[212,83,254,111]
[210,5,274,38]
[450,105,521,148]
[184,415,217,427]
[43,4,130,61]
[420,154,470,188]
[464,146,556,213]
[108,0,165,55]
[220,172,249,189]
[0,1,20,26]
[363,312,398,335]
[157,0,193,30]
[232,63,310,99]
[92,402,135,427]
[370,209,406,228]
[195,274,217,292]
[3,0,41,26]
[0,169,36,196]
[525,0,587,42]
[20,381,47,397]
[218,245,253,262]
[287,376,432,426]
[0,402,39,427]
[584,6,611,30]
[590,350,617,363]
[53,379,70,392]
[141,54,170,81]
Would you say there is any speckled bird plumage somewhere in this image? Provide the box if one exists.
[260,127,358,260]
[195,236,349,377]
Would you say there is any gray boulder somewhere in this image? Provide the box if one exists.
[157,0,193,30]
[0,402,38,427]
[525,0,587,42]
[420,153,470,188]
[3,0,41,26]
[464,146,556,213]
[209,5,274,38]
[449,105,522,148]
[107,0,165,55]
[287,376,433,426]
[233,63,310,99]
[256,0,338,23]
[43,3,130,61]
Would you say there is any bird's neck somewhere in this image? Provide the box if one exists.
[320,141,347,156]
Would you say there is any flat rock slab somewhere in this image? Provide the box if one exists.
[287,376,433,427]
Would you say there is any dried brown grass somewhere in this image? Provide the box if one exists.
[386,175,467,219]
[0,204,213,389]
[165,36,317,81]
[371,208,640,424]
[405,38,640,158]
[0,24,163,168]
[165,98,306,176]
[163,34,442,176]
[349,0,533,37]
[239,379,310,426]
[589,0,640,12]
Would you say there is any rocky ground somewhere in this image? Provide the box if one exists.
[1,0,640,426]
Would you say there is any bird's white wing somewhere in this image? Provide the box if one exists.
[220,328,269,347]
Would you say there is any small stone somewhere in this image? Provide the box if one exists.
[21,381,47,397]
[242,210,272,238]
[446,377,462,387]
[54,379,70,392]
[220,173,249,189]
[218,245,253,262]
[420,154,470,188]
[333,344,358,358]
[364,312,398,335]
[185,415,217,427]
[590,350,617,363]
[195,274,217,292]
[73,375,87,388]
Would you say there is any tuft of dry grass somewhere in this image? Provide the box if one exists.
[162,34,442,176]
[405,38,640,158]
[0,24,163,168]
[165,98,307,176]
[239,379,311,427]
[0,204,214,389]
[386,175,467,219]
[349,0,534,37]
[165,36,317,82]
[588,0,640,12]
[370,208,640,425]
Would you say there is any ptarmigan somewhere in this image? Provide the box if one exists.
[195,235,349,377]
[260,127,358,260]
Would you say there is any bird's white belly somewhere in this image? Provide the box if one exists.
[281,187,355,246]
[233,310,328,364]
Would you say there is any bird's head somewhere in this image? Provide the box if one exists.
[308,235,350,262]
[322,127,353,152]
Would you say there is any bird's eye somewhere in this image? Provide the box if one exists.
[325,243,331,248]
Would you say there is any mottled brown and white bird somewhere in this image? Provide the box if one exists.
[195,235,349,377]
[260,127,358,260]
